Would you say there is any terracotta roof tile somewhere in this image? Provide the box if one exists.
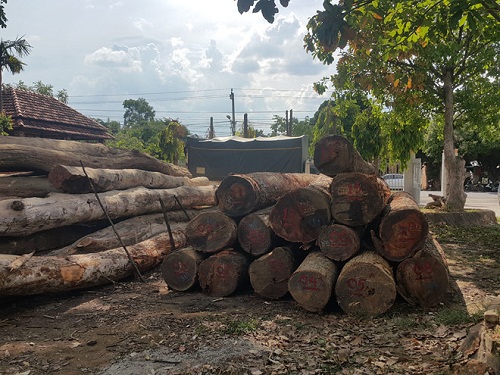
[2,87,113,141]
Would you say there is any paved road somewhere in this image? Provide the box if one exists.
[419,190,500,217]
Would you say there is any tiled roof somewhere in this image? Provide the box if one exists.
[1,87,113,141]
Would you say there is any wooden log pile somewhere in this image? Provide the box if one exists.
[162,135,450,317]
[0,137,217,295]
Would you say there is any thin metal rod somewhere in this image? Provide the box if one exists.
[173,195,191,221]
[159,197,176,252]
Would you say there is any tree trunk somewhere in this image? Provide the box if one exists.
[197,249,250,297]
[0,137,191,177]
[0,231,185,296]
[161,247,206,292]
[335,251,396,317]
[442,69,467,210]
[46,212,194,256]
[329,172,391,227]
[288,250,338,313]
[396,235,449,308]
[0,175,62,198]
[185,211,238,254]
[0,222,109,255]
[48,165,209,194]
[0,185,217,236]
[316,224,361,262]
[249,246,298,300]
[313,135,377,177]
[215,172,321,217]
[269,184,332,244]
[371,191,429,262]
[238,207,284,256]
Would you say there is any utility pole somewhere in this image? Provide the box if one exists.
[243,113,248,138]
[209,117,215,139]
[229,88,236,136]
[285,110,289,135]
[288,109,293,136]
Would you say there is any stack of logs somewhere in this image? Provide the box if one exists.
[162,135,450,317]
[0,137,218,295]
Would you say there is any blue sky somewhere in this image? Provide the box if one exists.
[3,1,334,136]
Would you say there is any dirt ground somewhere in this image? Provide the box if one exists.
[1,225,499,375]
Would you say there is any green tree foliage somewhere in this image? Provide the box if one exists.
[159,121,188,164]
[123,98,155,128]
[0,111,12,135]
[94,118,121,135]
[0,0,7,29]
[236,0,290,23]
[0,37,32,111]
[7,80,69,104]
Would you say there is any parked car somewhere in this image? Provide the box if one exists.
[382,173,404,190]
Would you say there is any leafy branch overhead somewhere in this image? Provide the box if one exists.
[236,0,290,23]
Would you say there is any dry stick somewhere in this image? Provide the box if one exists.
[79,161,145,282]
[159,197,176,252]
[174,195,191,221]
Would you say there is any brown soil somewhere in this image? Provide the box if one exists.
[1,227,499,375]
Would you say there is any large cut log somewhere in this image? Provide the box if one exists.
[288,250,338,313]
[185,211,238,253]
[237,207,284,256]
[0,185,217,236]
[335,251,396,317]
[161,247,206,292]
[396,235,449,307]
[197,249,250,297]
[0,222,109,255]
[46,212,193,256]
[316,224,361,262]
[249,246,298,300]
[0,137,191,177]
[329,172,391,227]
[0,231,186,296]
[313,135,376,177]
[48,165,209,194]
[269,184,332,244]
[216,172,322,217]
[0,176,62,199]
[371,191,429,262]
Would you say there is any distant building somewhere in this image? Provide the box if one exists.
[1,87,113,142]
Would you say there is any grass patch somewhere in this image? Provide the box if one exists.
[223,319,259,335]
[431,224,500,250]
[434,307,483,326]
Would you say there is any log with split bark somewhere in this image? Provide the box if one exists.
[161,247,206,292]
[197,249,251,297]
[313,135,377,177]
[269,184,332,244]
[335,251,396,317]
[215,172,323,217]
[249,246,299,300]
[48,165,209,194]
[396,235,449,307]
[0,185,217,236]
[0,231,186,296]
[185,211,238,254]
[288,250,339,313]
[316,224,361,262]
[329,172,391,227]
[371,191,429,262]
[0,137,191,177]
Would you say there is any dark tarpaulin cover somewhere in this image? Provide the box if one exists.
[185,135,308,180]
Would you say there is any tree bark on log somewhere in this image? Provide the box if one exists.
[46,213,192,256]
[288,250,338,313]
[185,211,238,254]
[316,224,361,262]
[0,222,110,255]
[313,135,377,177]
[0,231,186,296]
[329,172,391,227]
[0,137,191,177]
[215,172,321,217]
[249,246,298,300]
[269,185,332,244]
[237,207,284,256]
[48,165,209,194]
[197,249,250,297]
[0,185,217,236]
[335,251,396,317]
[372,191,429,262]
[396,235,449,307]
[161,247,206,292]
[0,176,62,199]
